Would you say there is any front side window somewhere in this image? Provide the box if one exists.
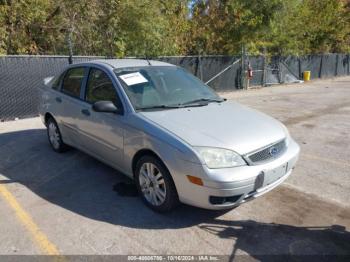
[114,66,221,110]
[85,68,121,107]
[61,67,85,98]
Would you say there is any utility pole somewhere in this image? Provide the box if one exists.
[240,45,244,89]
[66,26,73,64]
[262,47,267,87]
[240,44,247,89]
[66,13,76,65]
[198,53,203,81]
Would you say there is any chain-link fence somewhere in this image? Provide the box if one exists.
[0,56,103,121]
[1,54,349,121]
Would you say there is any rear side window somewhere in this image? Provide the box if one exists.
[61,67,85,98]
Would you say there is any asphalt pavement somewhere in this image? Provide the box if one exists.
[0,76,349,258]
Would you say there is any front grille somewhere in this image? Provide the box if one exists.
[246,139,286,165]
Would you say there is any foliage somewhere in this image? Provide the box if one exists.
[266,0,350,55]
[187,0,284,55]
[0,0,349,56]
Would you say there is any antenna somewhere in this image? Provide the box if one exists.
[145,57,152,66]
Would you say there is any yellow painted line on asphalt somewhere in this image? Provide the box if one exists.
[0,184,60,255]
[303,153,350,168]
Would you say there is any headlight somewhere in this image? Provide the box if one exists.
[194,147,246,169]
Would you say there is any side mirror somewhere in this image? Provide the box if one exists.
[92,101,122,114]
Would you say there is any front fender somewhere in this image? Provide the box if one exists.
[122,114,201,177]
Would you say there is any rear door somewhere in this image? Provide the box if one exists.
[77,67,125,169]
[58,66,88,146]
[42,72,65,125]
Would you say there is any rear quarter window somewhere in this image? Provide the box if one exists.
[52,74,64,90]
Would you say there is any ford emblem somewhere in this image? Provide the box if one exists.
[269,146,278,156]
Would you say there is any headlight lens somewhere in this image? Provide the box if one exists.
[194,147,246,169]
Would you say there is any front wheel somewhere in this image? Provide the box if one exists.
[135,155,179,213]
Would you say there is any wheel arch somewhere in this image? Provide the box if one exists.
[131,149,178,190]
[132,149,164,177]
[131,148,180,210]
[44,112,56,126]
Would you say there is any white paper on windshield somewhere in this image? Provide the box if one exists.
[119,72,148,86]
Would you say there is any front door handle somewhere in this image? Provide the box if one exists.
[81,109,90,116]
[55,97,62,103]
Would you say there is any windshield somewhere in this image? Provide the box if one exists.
[114,66,222,110]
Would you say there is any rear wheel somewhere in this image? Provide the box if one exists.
[135,155,179,212]
[46,117,69,153]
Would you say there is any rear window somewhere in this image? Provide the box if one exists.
[61,67,85,98]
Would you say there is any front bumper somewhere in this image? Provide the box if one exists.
[173,138,300,210]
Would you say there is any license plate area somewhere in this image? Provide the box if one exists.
[263,162,288,187]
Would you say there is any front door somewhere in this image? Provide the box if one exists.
[77,67,125,170]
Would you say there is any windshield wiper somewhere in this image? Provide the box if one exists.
[181,98,226,105]
[136,98,226,111]
[136,105,182,111]
[136,102,210,111]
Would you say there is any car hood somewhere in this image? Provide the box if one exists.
[140,101,287,155]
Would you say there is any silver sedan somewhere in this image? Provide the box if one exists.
[39,59,300,212]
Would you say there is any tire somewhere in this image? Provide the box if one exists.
[135,155,179,213]
[46,117,69,153]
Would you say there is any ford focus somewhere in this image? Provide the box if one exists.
[39,59,300,212]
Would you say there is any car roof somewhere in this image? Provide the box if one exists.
[84,59,175,69]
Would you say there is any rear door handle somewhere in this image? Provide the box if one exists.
[55,97,62,103]
[81,109,90,116]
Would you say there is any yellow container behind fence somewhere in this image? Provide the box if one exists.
[303,71,311,81]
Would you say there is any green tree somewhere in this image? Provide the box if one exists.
[295,0,350,54]
[0,0,349,56]
[0,0,53,54]
[267,0,350,55]
[187,0,284,55]
[0,0,190,56]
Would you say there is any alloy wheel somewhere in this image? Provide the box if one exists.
[48,122,60,150]
[138,162,167,206]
